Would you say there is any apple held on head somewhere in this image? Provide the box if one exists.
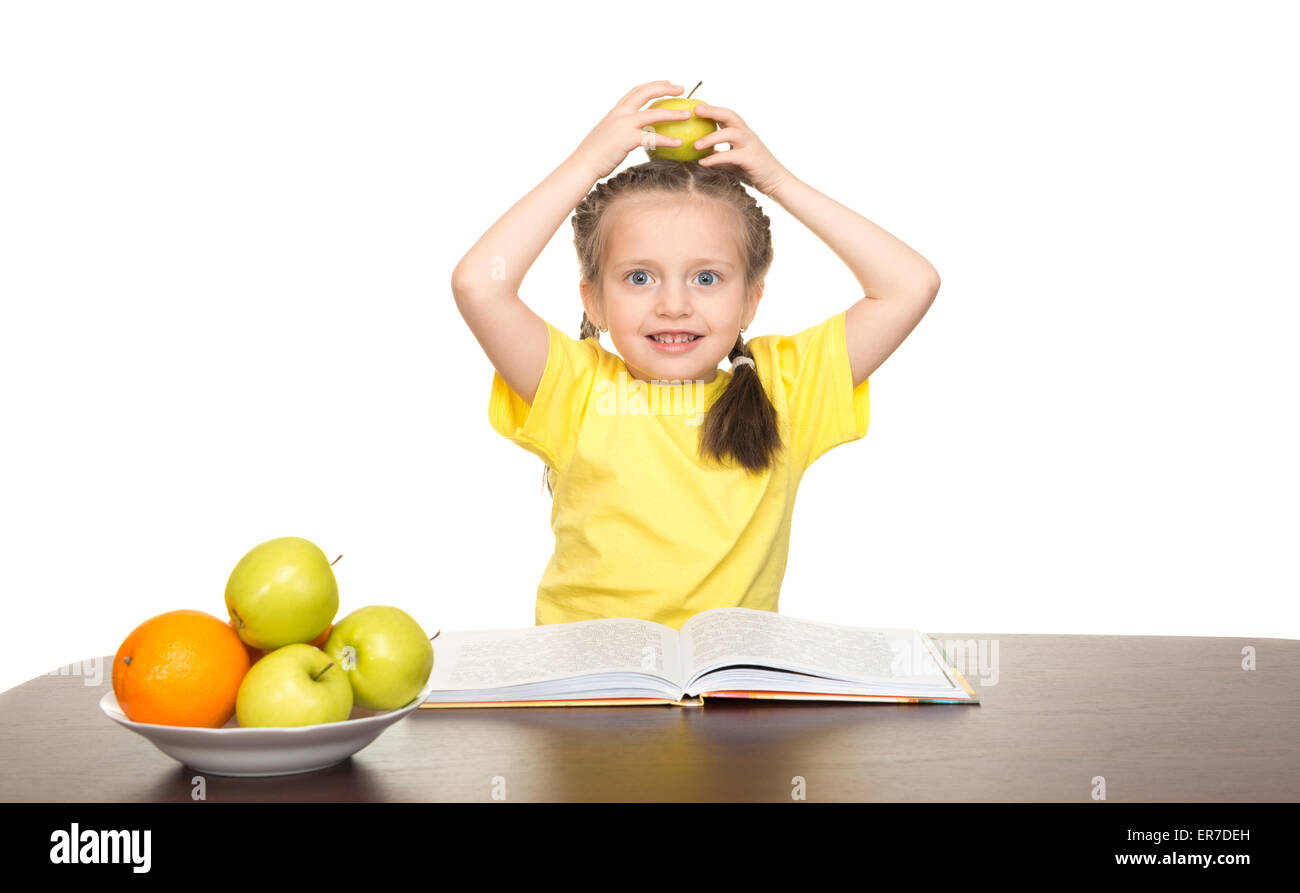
[225,536,339,651]
[643,81,718,163]
[325,606,434,711]
[235,643,353,728]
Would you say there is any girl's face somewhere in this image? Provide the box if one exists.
[582,195,760,384]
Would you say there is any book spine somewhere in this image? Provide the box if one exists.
[419,697,690,709]
[698,691,979,704]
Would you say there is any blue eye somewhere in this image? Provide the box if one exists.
[624,269,721,287]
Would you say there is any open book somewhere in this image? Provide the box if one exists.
[419,607,978,708]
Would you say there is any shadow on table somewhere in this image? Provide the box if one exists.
[396,697,980,801]
[138,756,389,803]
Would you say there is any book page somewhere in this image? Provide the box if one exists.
[426,617,684,691]
[680,607,947,685]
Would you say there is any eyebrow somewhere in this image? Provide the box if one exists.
[613,257,736,270]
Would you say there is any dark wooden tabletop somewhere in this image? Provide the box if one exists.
[2,634,1296,802]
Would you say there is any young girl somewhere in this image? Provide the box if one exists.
[452,80,940,630]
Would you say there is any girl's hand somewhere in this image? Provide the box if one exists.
[573,80,694,180]
[691,104,792,196]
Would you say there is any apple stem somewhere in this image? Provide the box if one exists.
[331,554,342,566]
[430,630,441,642]
[312,662,335,682]
[686,81,702,100]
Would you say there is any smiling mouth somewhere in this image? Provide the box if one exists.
[646,334,704,354]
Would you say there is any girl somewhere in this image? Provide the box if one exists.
[451,80,940,630]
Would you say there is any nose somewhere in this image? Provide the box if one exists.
[655,281,694,320]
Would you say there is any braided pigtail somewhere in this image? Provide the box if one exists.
[699,330,783,473]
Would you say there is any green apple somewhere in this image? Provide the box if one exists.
[325,606,434,710]
[644,81,717,162]
[225,536,338,651]
[235,643,353,727]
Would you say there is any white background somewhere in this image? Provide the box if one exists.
[2,1,1296,696]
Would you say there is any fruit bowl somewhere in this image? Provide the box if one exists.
[99,683,433,777]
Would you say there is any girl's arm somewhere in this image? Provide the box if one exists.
[767,173,941,388]
[691,103,941,388]
[451,81,693,404]
[450,155,598,404]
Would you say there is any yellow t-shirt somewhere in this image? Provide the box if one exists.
[488,308,870,629]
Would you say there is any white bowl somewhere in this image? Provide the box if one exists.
[99,685,431,777]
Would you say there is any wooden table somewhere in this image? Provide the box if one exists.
[2,634,1296,802]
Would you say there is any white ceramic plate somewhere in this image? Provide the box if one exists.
[99,685,432,777]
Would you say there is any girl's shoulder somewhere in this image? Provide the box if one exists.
[745,310,848,393]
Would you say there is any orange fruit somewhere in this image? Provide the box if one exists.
[308,623,333,649]
[113,609,252,727]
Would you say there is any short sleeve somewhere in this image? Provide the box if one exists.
[488,321,602,471]
[752,309,870,470]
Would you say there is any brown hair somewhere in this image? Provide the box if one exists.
[540,157,783,496]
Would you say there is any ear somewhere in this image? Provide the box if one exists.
[745,280,765,330]
[580,280,601,328]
